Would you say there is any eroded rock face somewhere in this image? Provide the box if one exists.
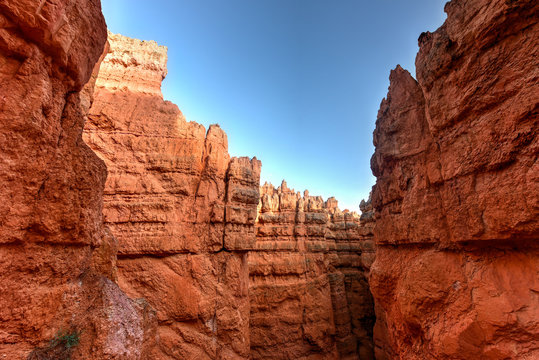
[0,1,154,359]
[250,182,375,359]
[370,0,539,358]
[84,33,376,359]
[84,33,261,359]
[95,32,167,96]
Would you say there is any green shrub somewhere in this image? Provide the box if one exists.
[27,328,81,360]
[49,329,80,349]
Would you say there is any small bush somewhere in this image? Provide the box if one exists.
[49,329,80,349]
[27,329,81,360]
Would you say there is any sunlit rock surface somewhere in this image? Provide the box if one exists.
[84,33,260,359]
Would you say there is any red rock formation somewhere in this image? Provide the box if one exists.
[250,181,375,359]
[0,1,154,359]
[83,33,376,359]
[84,33,261,359]
[370,0,539,358]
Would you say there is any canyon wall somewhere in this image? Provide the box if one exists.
[369,0,539,359]
[84,33,261,360]
[0,1,155,359]
[250,182,375,359]
[84,33,376,359]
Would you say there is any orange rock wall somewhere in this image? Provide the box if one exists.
[84,33,261,359]
[369,0,539,358]
[0,1,154,359]
[84,33,376,359]
[250,182,375,359]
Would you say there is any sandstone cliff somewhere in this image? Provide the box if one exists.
[84,33,261,359]
[0,1,154,359]
[369,0,539,358]
[250,181,375,359]
[83,32,376,359]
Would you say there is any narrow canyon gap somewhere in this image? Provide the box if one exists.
[0,0,537,359]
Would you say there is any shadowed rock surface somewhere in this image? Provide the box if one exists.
[369,0,539,358]
[250,182,375,360]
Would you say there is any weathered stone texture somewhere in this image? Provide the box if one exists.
[83,33,376,359]
[84,33,260,359]
[370,0,539,358]
[95,32,168,96]
[250,182,375,360]
[0,1,154,359]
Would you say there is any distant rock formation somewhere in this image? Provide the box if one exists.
[369,0,539,358]
[0,1,154,359]
[250,182,375,359]
[95,32,168,96]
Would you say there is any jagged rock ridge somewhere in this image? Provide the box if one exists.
[84,32,261,359]
[250,181,375,359]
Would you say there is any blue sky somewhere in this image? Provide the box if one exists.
[101,0,448,211]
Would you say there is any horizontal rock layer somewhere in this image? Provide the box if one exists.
[369,0,539,358]
[250,182,375,360]
[84,32,261,360]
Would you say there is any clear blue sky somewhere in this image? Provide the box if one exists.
[101,0,447,211]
